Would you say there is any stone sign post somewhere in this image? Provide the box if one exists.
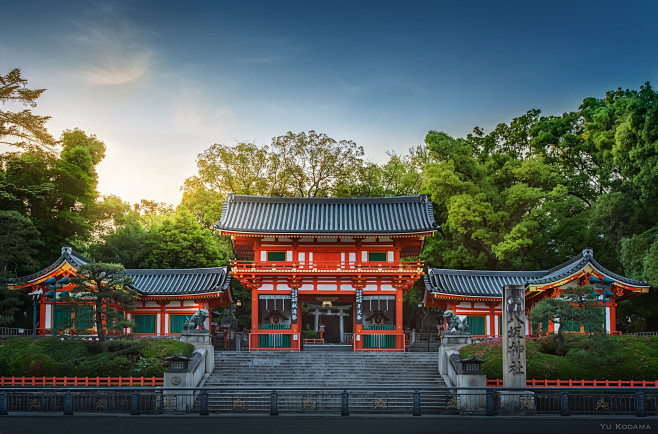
[501,284,532,413]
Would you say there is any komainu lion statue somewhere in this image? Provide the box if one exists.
[443,309,469,333]
[184,308,209,331]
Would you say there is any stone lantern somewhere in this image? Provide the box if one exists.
[165,353,190,372]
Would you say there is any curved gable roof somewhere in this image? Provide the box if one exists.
[8,246,91,287]
[216,195,438,235]
[9,247,231,298]
[425,248,649,297]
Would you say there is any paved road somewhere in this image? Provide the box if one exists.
[1,415,656,434]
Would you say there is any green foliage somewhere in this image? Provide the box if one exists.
[145,207,229,268]
[0,337,193,377]
[89,219,151,268]
[187,130,365,199]
[301,329,320,339]
[180,177,225,229]
[68,263,136,343]
[461,335,658,381]
[0,68,56,151]
[91,206,231,269]
[530,285,602,355]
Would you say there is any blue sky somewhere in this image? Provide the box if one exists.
[1,0,657,204]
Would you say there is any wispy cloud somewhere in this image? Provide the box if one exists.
[68,3,155,86]
[169,81,234,138]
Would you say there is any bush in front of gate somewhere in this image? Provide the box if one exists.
[0,337,194,377]
[459,334,658,381]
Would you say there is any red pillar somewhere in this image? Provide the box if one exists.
[251,291,259,330]
[158,302,167,335]
[396,290,403,349]
[39,297,47,335]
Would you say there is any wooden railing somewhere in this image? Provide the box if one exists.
[231,260,423,273]
[0,376,163,387]
[486,378,658,387]
[249,332,301,351]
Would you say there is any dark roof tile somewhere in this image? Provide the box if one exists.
[125,267,231,296]
[216,195,439,235]
[425,248,649,297]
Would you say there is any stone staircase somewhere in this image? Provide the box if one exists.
[209,350,443,388]
[203,350,450,414]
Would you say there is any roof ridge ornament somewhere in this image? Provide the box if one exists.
[61,246,73,256]
[582,248,594,257]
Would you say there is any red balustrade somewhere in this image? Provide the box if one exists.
[486,378,658,387]
[0,376,163,387]
[231,260,423,273]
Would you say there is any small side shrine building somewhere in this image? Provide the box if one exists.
[8,247,232,336]
[423,248,650,337]
[216,194,438,351]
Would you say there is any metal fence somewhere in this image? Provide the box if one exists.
[1,386,657,417]
[0,327,33,338]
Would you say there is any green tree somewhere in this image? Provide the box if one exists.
[0,211,43,327]
[145,208,230,269]
[530,285,602,355]
[420,130,580,270]
[68,263,136,344]
[180,177,225,229]
[0,68,56,151]
[271,130,365,197]
[186,131,367,202]
[89,218,151,268]
[192,141,282,196]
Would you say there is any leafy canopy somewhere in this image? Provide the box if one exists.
[68,263,136,343]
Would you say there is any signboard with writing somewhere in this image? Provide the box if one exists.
[291,288,298,324]
[502,284,527,388]
[355,289,363,324]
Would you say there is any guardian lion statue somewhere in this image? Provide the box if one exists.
[184,308,209,331]
[443,309,469,334]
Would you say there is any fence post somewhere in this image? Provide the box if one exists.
[341,390,349,416]
[560,391,569,416]
[413,391,421,416]
[131,392,140,415]
[636,391,646,418]
[270,390,278,416]
[63,391,73,415]
[486,390,495,416]
[0,391,7,415]
[200,391,209,416]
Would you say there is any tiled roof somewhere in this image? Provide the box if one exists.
[424,269,545,297]
[125,267,231,296]
[530,248,647,286]
[425,248,649,297]
[215,195,439,235]
[10,247,231,298]
[8,246,91,285]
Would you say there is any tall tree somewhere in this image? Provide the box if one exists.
[271,130,365,197]
[0,68,56,151]
[193,141,281,196]
[0,211,41,327]
[145,208,230,269]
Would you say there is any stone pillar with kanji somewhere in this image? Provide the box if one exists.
[502,284,527,388]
